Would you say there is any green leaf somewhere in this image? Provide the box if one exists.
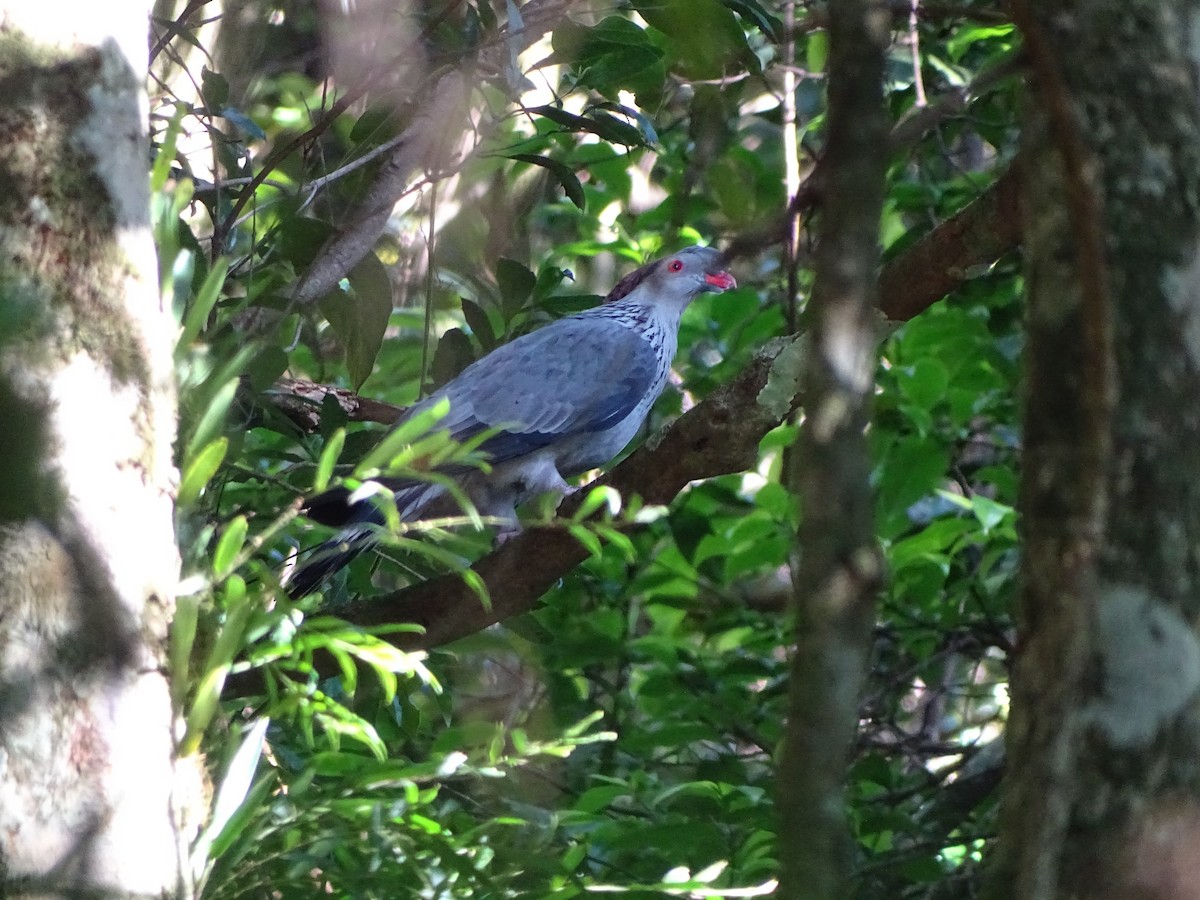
[278,217,336,268]
[319,252,393,391]
[632,0,752,80]
[562,842,588,871]
[495,257,538,318]
[460,297,498,350]
[355,398,450,475]
[969,495,1014,534]
[898,358,951,411]
[184,375,240,463]
[219,106,266,140]
[529,104,651,147]
[594,101,659,144]
[200,66,229,109]
[319,392,350,436]
[151,104,186,193]
[169,592,199,709]
[200,718,270,861]
[876,436,952,538]
[182,576,250,755]
[314,429,346,492]
[429,327,476,390]
[567,523,603,558]
[177,257,229,353]
[575,784,627,814]
[807,31,829,73]
[178,436,228,508]
[596,524,636,562]
[532,265,576,303]
[529,104,597,133]
[507,154,586,211]
[946,23,1016,62]
[245,345,289,392]
[572,485,622,520]
[564,15,658,52]
[213,515,249,578]
[723,0,783,41]
[589,111,648,147]
[550,16,663,95]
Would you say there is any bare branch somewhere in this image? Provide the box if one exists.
[263,378,405,432]
[879,163,1020,322]
[290,0,583,307]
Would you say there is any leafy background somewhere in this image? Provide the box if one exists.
[157,0,1022,896]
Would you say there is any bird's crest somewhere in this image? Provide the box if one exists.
[604,258,658,303]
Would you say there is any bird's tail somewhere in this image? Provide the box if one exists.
[286,479,444,598]
[285,520,380,600]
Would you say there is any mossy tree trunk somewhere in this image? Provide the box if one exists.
[0,6,185,897]
[992,2,1200,897]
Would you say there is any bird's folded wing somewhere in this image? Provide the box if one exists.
[422,317,659,464]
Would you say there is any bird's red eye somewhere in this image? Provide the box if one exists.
[668,259,684,272]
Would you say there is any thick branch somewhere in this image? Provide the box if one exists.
[879,162,1020,320]
[264,377,405,432]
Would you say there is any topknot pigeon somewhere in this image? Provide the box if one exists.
[289,245,737,596]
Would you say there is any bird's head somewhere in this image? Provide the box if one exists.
[605,245,737,305]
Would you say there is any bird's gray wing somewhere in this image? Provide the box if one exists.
[417,316,658,464]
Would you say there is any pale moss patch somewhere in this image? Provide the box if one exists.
[756,336,806,420]
[1083,582,1200,750]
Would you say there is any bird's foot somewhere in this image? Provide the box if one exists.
[493,522,523,547]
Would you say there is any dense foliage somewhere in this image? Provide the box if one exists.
[156,1,1022,896]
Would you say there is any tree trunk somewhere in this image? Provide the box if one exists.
[776,0,889,897]
[0,6,184,896]
[991,1,1200,897]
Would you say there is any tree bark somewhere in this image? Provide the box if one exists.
[990,1,1200,898]
[0,6,184,896]
[776,0,890,896]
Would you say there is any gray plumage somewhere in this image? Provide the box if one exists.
[288,245,736,596]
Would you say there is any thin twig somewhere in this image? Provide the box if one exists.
[419,181,438,399]
[149,0,215,66]
[909,0,927,107]
[214,0,470,246]
[782,0,802,333]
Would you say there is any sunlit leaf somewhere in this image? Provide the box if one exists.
[178,436,228,508]
[320,253,393,391]
[507,153,586,211]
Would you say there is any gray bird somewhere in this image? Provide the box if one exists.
[288,245,737,596]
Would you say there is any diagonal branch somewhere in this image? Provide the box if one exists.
[289,0,583,307]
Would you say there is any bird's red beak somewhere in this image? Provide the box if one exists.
[704,271,737,291]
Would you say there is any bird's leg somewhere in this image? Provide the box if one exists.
[487,453,574,545]
[493,523,522,546]
[493,453,572,504]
